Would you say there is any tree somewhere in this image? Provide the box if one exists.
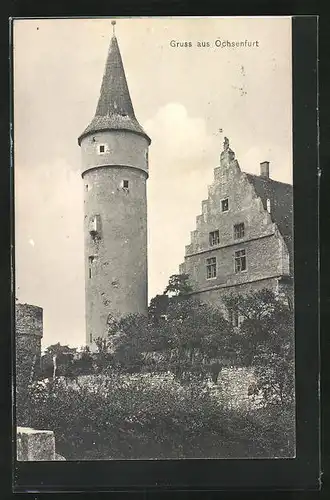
[148,294,169,324]
[163,273,193,297]
[222,289,295,404]
[148,273,193,325]
[69,346,94,377]
[164,299,236,382]
[40,343,77,379]
[110,314,150,373]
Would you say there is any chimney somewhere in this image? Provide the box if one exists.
[260,161,270,178]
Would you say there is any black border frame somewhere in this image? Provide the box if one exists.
[8,14,319,493]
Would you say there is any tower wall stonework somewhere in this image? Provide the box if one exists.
[15,303,43,392]
[81,130,149,176]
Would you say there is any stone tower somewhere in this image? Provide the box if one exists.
[78,24,151,347]
[15,303,43,393]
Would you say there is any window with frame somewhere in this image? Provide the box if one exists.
[206,257,217,279]
[234,222,245,239]
[234,249,246,272]
[89,333,93,343]
[122,180,129,189]
[98,144,106,154]
[221,198,229,212]
[209,230,220,246]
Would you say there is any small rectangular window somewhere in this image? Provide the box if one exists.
[123,180,129,189]
[209,230,220,246]
[234,249,247,273]
[221,198,229,212]
[88,256,95,279]
[89,215,101,236]
[85,184,89,192]
[206,257,217,279]
[98,144,106,154]
[234,223,245,239]
[89,333,93,343]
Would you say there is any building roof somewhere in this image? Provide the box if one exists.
[245,173,293,267]
[78,35,150,145]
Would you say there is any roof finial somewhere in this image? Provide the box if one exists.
[111,20,116,37]
[220,135,235,162]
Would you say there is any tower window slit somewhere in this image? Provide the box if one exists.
[88,256,95,279]
[121,180,129,193]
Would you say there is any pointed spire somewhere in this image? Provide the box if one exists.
[78,23,150,145]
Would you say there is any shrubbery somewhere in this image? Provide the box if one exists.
[17,373,295,460]
[16,279,295,459]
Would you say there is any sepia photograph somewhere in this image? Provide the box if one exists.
[13,16,295,461]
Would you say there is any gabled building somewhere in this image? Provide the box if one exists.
[179,138,293,320]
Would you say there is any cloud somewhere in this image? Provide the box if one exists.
[145,103,218,299]
[14,103,220,348]
[144,102,215,173]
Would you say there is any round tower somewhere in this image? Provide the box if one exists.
[78,24,151,347]
[15,302,43,392]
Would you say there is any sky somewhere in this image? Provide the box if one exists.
[13,17,292,349]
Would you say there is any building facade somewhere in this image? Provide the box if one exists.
[179,138,293,320]
[78,28,151,346]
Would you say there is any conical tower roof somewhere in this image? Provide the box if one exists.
[78,32,150,146]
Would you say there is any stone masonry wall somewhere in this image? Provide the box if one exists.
[180,147,292,311]
[215,367,262,410]
[15,303,43,394]
[81,130,149,346]
[191,277,280,316]
[17,427,55,461]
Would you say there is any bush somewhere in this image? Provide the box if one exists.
[17,373,295,460]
